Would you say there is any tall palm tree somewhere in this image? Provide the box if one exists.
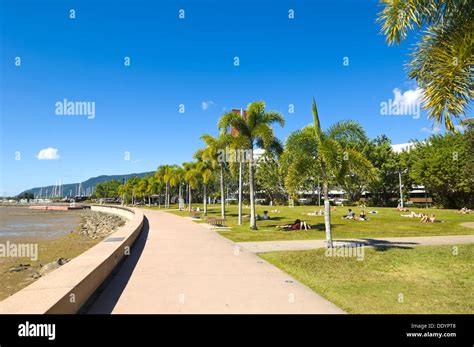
[199,132,230,219]
[163,165,175,208]
[218,101,285,230]
[194,156,213,215]
[183,162,199,212]
[378,0,473,131]
[284,98,376,247]
[156,165,174,208]
[146,175,158,206]
[137,177,148,205]
[172,166,185,210]
[125,176,140,205]
[118,183,127,205]
[154,167,165,208]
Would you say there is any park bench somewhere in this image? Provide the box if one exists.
[206,217,226,227]
[189,211,201,219]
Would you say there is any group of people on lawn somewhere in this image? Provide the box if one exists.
[257,207,371,231]
[400,211,441,223]
[256,210,312,230]
[254,203,467,231]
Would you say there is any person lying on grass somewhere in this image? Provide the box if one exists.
[303,209,323,216]
[457,207,472,214]
[276,219,311,230]
[401,211,421,218]
[396,204,409,212]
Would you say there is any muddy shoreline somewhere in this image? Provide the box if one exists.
[0,209,127,301]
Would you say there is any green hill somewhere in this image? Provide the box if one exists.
[18,171,155,198]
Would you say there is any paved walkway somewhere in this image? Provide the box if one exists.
[88,209,344,314]
[238,235,474,253]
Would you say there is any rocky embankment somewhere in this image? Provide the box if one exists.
[78,210,126,239]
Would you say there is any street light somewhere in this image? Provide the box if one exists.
[398,169,408,208]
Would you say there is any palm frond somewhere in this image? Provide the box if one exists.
[327,120,367,146]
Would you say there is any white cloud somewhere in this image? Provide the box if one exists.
[393,88,423,107]
[201,100,214,110]
[420,125,441,134]
[36,147,60,160]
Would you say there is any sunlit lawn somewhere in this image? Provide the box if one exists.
[145,204,474,242]
[260,244,474,313]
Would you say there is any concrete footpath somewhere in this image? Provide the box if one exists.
[238,235,474,253]
[88,209,344,314]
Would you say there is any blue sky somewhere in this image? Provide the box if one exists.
[0,0,465,195]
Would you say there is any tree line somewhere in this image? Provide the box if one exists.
[93,99,473,246]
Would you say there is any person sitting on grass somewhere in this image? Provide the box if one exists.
[357,210,368,221]
[276,219,311,231]
[428,214,444,223]
[342,209,356,219]
[256,210,271,221]
[401,211,421,218]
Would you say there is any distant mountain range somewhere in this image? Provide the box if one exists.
[18,171,155,198]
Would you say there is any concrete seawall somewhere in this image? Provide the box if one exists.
[0,205,144,314]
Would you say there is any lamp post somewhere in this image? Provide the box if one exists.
[397,169,408,208]
[398,171,404,209]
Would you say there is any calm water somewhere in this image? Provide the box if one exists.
[0,206,81,239]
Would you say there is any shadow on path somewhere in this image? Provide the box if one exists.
[85,217,150,314]
[334,238,418,251]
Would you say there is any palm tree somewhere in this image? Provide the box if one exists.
[146,175,158,206]
[118,183,127,205]
[172,166,185,210]
[378,0,473,131]
[199,132,230,219]
[218,101,285,230]
[284,98,376,247]
[194,155,213,215]
[154,167,165,208]
[183,162,199,212]
[163,165,175,208]
[125,176,140,205]
[137,177,148,205]
[157,165,177,208]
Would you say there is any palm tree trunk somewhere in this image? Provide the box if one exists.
[188,187,192,212]
[186,184,189,205]
[238,161,243,225]
[220,164,225,219]
[165,183,169,209]
[323,182,333,247]
[249,148,257,230]
[178,183,182,211]
[168,182,171,208]
[203,184,207,215]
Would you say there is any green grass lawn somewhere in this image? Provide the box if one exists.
[260,244,474,314]
[158,204,474,242]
